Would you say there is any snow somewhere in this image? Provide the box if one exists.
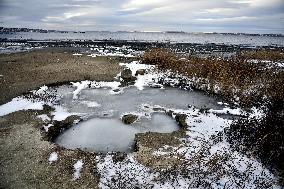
[277,62,284,68]
[48,152,58,164]
[249,107,265,119]
[209,107,242,115]
[36,114,51,122]
[72,80,91,99]
[0,98,44,117]
[95,104,279,188]
[51,106,76,121]
[87,45,139,58]
[119,61,160,90]
[43,123,54,132]
[217,101,229,106]
[71,80,120,99]
[34,85,48,95]
[96,155,155,189]
[73,53,82,56]
[73,160,84,180]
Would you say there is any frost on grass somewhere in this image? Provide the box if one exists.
[48,152,58,164]
[95,106,280,189]
[96,155,156,189]
[73,160,84,180]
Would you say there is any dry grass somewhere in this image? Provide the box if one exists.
[239,49,284,61]
[141,48,284,107]
[142,48,284,181]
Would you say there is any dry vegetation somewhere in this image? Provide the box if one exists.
[141,48,284,107]
[239,49,284,61]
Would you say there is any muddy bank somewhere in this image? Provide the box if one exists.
[0,48,122,105]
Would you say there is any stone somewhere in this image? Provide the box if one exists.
[44,115,81,141]
[121,68,136,82]
[121,114,138,124]
[135,69,146,76]
[175,114,188,129]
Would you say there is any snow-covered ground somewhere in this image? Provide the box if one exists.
[0,61,281,188]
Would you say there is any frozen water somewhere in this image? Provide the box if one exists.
[56,86,222,119]
[55,113,179,152]
[55,86,223,152]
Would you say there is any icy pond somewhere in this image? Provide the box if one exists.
[0,59,279,187]
[55,85,223,152]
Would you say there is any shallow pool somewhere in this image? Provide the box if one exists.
[54,86,224,152]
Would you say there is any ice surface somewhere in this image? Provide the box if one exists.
[55,113,179,152]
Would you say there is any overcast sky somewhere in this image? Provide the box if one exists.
[0,0,284,33]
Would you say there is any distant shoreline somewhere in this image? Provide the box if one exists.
[1,27,283,37]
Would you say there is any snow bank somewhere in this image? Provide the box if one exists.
[0,98,44,116]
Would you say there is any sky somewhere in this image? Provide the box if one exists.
[0,0,284,34]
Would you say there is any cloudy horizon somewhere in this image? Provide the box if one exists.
[0,0,284,34]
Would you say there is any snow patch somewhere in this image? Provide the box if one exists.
[0,98,44,116]
[37,114,51,122]
[209,107,242,115]
[43,123,54,132]
[48,152,58,164]
[73,160,84,180]
[73,53,82,56]
[51,106,76,121]
[34,85,48,95]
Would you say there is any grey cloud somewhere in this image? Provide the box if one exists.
[0,0,283,33]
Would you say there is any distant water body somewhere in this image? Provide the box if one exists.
[1,31,284,46]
